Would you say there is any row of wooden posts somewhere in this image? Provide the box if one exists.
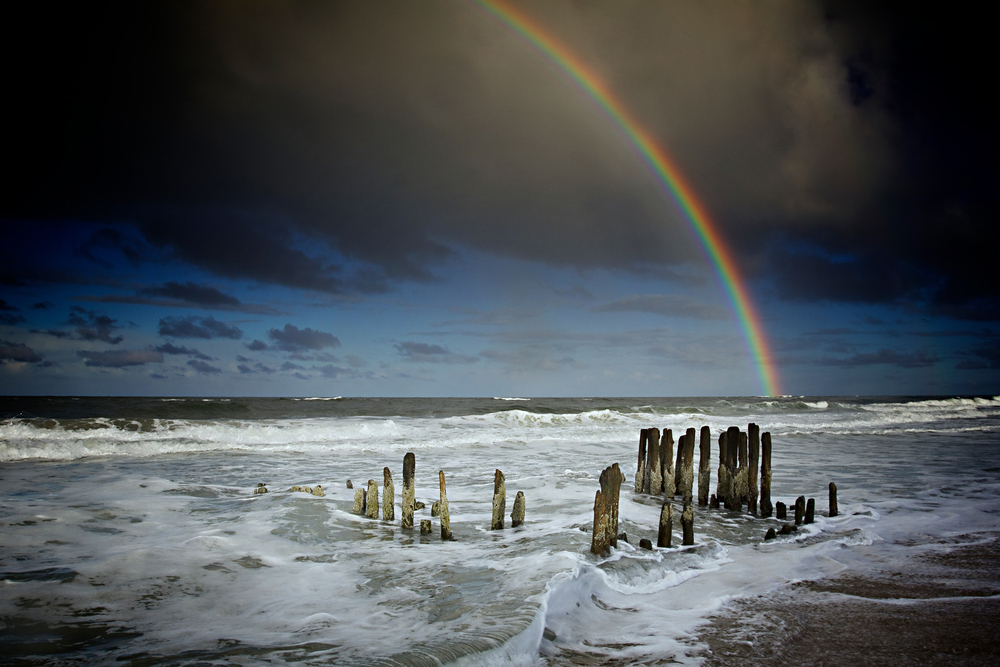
[591,425,840,555]
[348,452,525,540]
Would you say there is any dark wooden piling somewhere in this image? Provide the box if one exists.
[760,432,773,518]
[439,471,452,540]
[709,493,719,509]
[511,490,525,527]
[420,519,432,534]
[346,479,353,489]
[646,428,662,495]
[492,469,506,530]
[805,498,815,524]
[353,487,365,514]
[674,431,685,496]
[635,429,648,494]
[383,467,395,522]
[657,501,673,548]
[716,430,729,508]
[681,502,694,546]
[829,482,838,517]
[402,452,415,529]
[591,490,610,557]
[600,463,624,547]
[776,500,786,520]
[748,423,760,515]
[639,538,653,550]
[734,429,748,508]
[725,426,741,509]
[680,427,696,503]
[794,495,805,525]
[661,429,675,498]
[698,425,711,506]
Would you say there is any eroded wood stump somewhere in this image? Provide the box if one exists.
[511,490,525,527]
[492,469,506,530]
[681,502,694,546]
[760,432,773,518]
[383,467,395,522]
[698,425,711,506]
[366,480,379,519]
[662,428,676,498]
[438,471,452,540]
[829,482,838,517]
[402,452,415,529]
[657,501,673,548]
[748,423,760,515]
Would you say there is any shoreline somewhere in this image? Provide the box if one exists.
[692,533,1000,666]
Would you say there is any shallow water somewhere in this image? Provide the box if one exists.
[2,396,1000,665]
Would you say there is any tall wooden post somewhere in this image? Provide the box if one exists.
[383,467,395,522]
[439,471,452,540]
[511,490,525,527]
[681,502,694,546]
[492,469,506,530]
[661,429,675,498]
[680,427,696,504]
[402,452,415,529]
[366,479,379,519]
[591,490,610,557]
[748,423,759,515]
[698,425,711,506]
[647,428,662,495]
[635,429,647,494]
[716,430,730,509]
[829,482,838,517]
[600,463,624,548]
[794,495,805,526]
[726,426,741,509]
[805,498,815,524]
[760,432,773,518]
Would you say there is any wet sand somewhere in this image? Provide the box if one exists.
[694,534,1000,666]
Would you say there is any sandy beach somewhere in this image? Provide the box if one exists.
[695,533,1000,666]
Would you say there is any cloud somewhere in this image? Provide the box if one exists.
[246,339,268,351]
[78,349,163,367]
[0,313,26,325]
[592,294,728,320]
[187,359,221,374]
[80,281,281,315]
[159,315,242,339]
[268,324,339,351]
[154,343,213,360]
[818,348,939,369]
[394,341,478,364]
[67,308,124,344]
[0,340,43,363]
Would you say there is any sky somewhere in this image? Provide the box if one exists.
[2,0,997,398]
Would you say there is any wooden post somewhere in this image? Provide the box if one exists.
[591,490,610,557]
[698,425,711,506]
[794,495,805,526]
[492,469,506,530]
[733,429,748,509]
[680,427,696,504]
[635,429,647,494]
[439,471,452,540]
[352,487,365,514]
[760,432,773,518]
[600,463,624,548]
[383,467,395,522]
[726,426,741,509]
[366,479,379,519]
[661,429,675,498]
[829,482,838,517]
[646,428,662,495]
[511,490,525,527]
[716,430,729,508]
[420,519,431,534]
[681,502,694,546]
[776,500,786,520]
[657,501,673,548]
[748,423,759,515]
[402,452,415,529]
[805,498,815,524]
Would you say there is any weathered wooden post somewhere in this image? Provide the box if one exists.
[698,425,711,506]
[366,480,379,519]
[383,467,395,522]
[439,471,452,540]
[402,452,415,529]
[680,427,696,503]
[657,501,673,548]
[601,463,624,548]
[716,430,729,508]
[646,428,662,495]
[661,428,675,498]
[353,487,365,514]
[726,426,741,509]
[636,429,648,494]
[776,500,787,520]
[748,423,759,515]
[805,498,815,524]
[829,482,838,517]
[591,489,610,556]
[760,432,773,518]
[734,429,748,509]
[492,469,506,530]
[511,490,525,527]
[794,496,805,525]
[420,519,432,534]
[681,502,694,546]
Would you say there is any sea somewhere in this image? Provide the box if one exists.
[2,395,999,666]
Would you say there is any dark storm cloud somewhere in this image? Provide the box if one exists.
[268,324,340,351]
[3,1,993,320]
[65,308,123,344]
[0,340,43,363]
[246,340,268,352]
[818,349,939,369]
[592,294,728,320]
[394,341,478,364]
[159,316,242,340]
[77,349,163,368]
[81,281,281,314]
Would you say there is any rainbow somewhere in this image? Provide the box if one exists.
[474,0,780,396]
